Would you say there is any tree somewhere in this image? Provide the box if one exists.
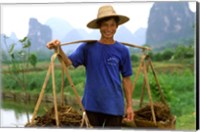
[161,49,174,60]
[3,36,40,123]
[153,52,162,61]
[131,54,139,62]
[3,35,38,94]
[28,54,37,68]
[173,45,194,60]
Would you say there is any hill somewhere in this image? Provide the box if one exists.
[146,1,195,51]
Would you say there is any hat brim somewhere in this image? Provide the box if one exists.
[87,15,129,29]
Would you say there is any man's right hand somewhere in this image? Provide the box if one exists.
[46,39,72,66]
[46,39,61,50]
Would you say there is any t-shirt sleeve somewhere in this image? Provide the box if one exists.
[120,47,133,77]
[68,44,86,68]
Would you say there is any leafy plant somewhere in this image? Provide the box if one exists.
[28,54,37,68]
[3,35,38,96]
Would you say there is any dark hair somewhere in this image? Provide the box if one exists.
[97,16,120,27]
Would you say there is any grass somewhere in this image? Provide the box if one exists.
[176,113,196,130]
[1,60,196,130]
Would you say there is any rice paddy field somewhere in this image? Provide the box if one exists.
[1,58,196,130]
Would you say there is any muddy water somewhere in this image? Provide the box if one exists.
[1,92,81,128]
[1,109,31,127]
[0,98,53,127]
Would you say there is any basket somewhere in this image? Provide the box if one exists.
[134,115,176,130]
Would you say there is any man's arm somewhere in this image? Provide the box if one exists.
[122,76,134,121]
[46,39,72,67]
[57,46,72,67]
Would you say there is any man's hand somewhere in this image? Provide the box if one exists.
[46,39,61,50]
[124,106,134,122]
[46,39,72,67]
[122,76,134,122]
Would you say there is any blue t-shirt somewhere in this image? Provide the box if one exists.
[68,41,132,116]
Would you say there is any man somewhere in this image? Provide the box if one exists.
[47,5,134,128]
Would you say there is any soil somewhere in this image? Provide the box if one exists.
[25,102,175,128]
[133,102,175,129]
[25,105,83,127]
[134,102,172,121]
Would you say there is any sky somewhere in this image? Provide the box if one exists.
[1,1,196,40]
[0,1,198,132]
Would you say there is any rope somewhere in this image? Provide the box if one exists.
[56,51,92,128]
[59,40,153,127]
[51,53,60,126]
[31,40,163,128]
[30,50,92,127]
[30,62,52,124]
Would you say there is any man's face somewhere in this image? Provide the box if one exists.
[99,18,118,39]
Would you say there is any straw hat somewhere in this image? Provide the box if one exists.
[87,5,129,29]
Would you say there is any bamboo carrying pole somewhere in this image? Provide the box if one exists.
[61,61,65,106]
[58,57,92,128]
[132,54,157,125]
[132,54,168,126]
[51,53,59,126]
[142,58,157,125]
[60,40,151,51]
[30,40,166,128]
[30,59,52,124]
[30,47,92,127]
[139,78,146,108]
[148,57,167,105]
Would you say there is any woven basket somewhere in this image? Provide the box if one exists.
[134,115,176,130]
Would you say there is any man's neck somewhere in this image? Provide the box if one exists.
[99,38,115,45]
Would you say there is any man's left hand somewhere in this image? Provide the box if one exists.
[124,106,134,121]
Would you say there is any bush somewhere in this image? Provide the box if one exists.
[131,54,139,62]
[162,49,174,60]
[173,45,194,60]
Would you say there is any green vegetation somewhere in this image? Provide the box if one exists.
[2,36,38,95]
[131,42,194,62]
[2,65,85,95]
[2,59,195,130]
[1,37,196,130]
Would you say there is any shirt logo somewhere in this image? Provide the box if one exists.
[106,57,119,66]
